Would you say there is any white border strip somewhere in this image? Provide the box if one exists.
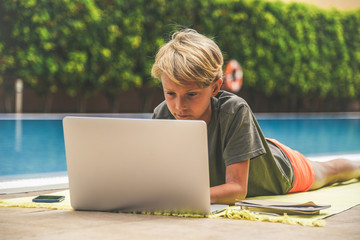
[0,172,69,195]
[307,153,360,162]
[1,153,359,194]
[0,176,69,194]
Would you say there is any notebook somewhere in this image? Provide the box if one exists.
[236,200,331,215]
[63,116,220,215]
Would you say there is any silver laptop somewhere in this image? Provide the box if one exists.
[63,117,214,214]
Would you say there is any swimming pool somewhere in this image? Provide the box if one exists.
[256,113,360,156]
[0,113,359,191]
[0,114,152,179]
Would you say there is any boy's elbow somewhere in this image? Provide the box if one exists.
[222,184,247,204]
[210,183,248,204]
[232,186,247,203]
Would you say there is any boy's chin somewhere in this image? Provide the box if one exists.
[175,115,193,121]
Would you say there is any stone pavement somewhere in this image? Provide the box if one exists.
[1,190,360,240]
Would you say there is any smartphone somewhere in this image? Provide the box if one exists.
[32,195,65,203]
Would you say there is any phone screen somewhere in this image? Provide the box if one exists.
[32,195,65,203]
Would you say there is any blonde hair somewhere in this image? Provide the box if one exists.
[151,29,223,88]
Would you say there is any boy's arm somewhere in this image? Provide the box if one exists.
[210,159,249,204]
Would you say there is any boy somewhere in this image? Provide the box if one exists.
[151,29,360,204]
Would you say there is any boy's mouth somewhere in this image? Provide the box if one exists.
[176,114,190,119]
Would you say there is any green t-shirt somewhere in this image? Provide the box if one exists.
[152,90,294,196]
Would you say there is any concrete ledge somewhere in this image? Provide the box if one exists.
[0,173,69,195]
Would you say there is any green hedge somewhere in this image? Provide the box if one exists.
[211,0,360,99]
[0,0,359,112]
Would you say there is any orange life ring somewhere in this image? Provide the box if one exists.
[224,60,243,93]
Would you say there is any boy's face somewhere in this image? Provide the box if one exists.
[161,74,222,125]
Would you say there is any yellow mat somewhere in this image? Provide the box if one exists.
[1,180,359,227]
[213,180,360,227]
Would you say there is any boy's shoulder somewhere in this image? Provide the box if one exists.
[153,100,174,119]
[213,90,250,115]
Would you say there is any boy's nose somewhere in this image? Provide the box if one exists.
[175,96,187,110]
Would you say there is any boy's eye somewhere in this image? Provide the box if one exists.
[187,92,197,97]
[166,92,175,96]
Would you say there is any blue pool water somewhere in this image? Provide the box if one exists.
[0,114,359,178]
[258,117,360,155]
[0,120,65,177]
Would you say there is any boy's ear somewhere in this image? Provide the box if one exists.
[212,78,223,96]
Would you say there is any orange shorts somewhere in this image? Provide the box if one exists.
[267,138,315,193]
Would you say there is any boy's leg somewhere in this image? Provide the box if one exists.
[309,158,360,190]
